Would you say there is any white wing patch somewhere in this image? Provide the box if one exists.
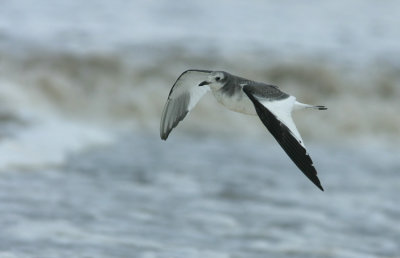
[258,96,305,147]
[160,70,211,140]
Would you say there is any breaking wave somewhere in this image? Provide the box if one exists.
[1,43,400,171]
[2,47,399,142]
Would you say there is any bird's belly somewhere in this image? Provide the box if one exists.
[212,90,256,115]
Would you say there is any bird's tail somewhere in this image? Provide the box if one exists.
[312,105,328,110]
[294,101,328,111]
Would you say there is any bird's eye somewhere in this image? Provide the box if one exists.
[215,77,221,81]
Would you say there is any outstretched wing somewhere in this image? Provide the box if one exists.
[160,70,212,140]
[243,85,324,191]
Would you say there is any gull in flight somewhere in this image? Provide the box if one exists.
[160,70,327,191]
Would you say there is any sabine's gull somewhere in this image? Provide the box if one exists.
[160,70,327,191]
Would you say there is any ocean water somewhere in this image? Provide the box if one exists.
[0,0,400,257]
[1,135,399,258]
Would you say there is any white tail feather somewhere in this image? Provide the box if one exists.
[294,101,327,111]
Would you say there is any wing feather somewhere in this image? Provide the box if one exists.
[243,86,324,191]
[160,70,211,140]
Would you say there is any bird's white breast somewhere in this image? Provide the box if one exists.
[211,87,256,115]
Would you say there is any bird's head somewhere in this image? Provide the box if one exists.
[199,71,228,90]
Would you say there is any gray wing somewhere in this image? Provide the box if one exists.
[160,70,212,140]
[243,85,324,191]
[240,82,289,101]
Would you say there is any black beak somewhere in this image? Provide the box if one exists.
[199,81,210,86]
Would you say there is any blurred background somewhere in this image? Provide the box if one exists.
[0,0,399,257]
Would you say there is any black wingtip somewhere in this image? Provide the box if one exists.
[316,105,328,110]
[310,175,324,191]
[312,175,324,192]
[242,86,326,192]
[310,173,324,191]
[160,131,169,141]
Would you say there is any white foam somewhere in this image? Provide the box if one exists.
[1,0,399,64]
[0,117,114,171]
[0,81,115,171]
